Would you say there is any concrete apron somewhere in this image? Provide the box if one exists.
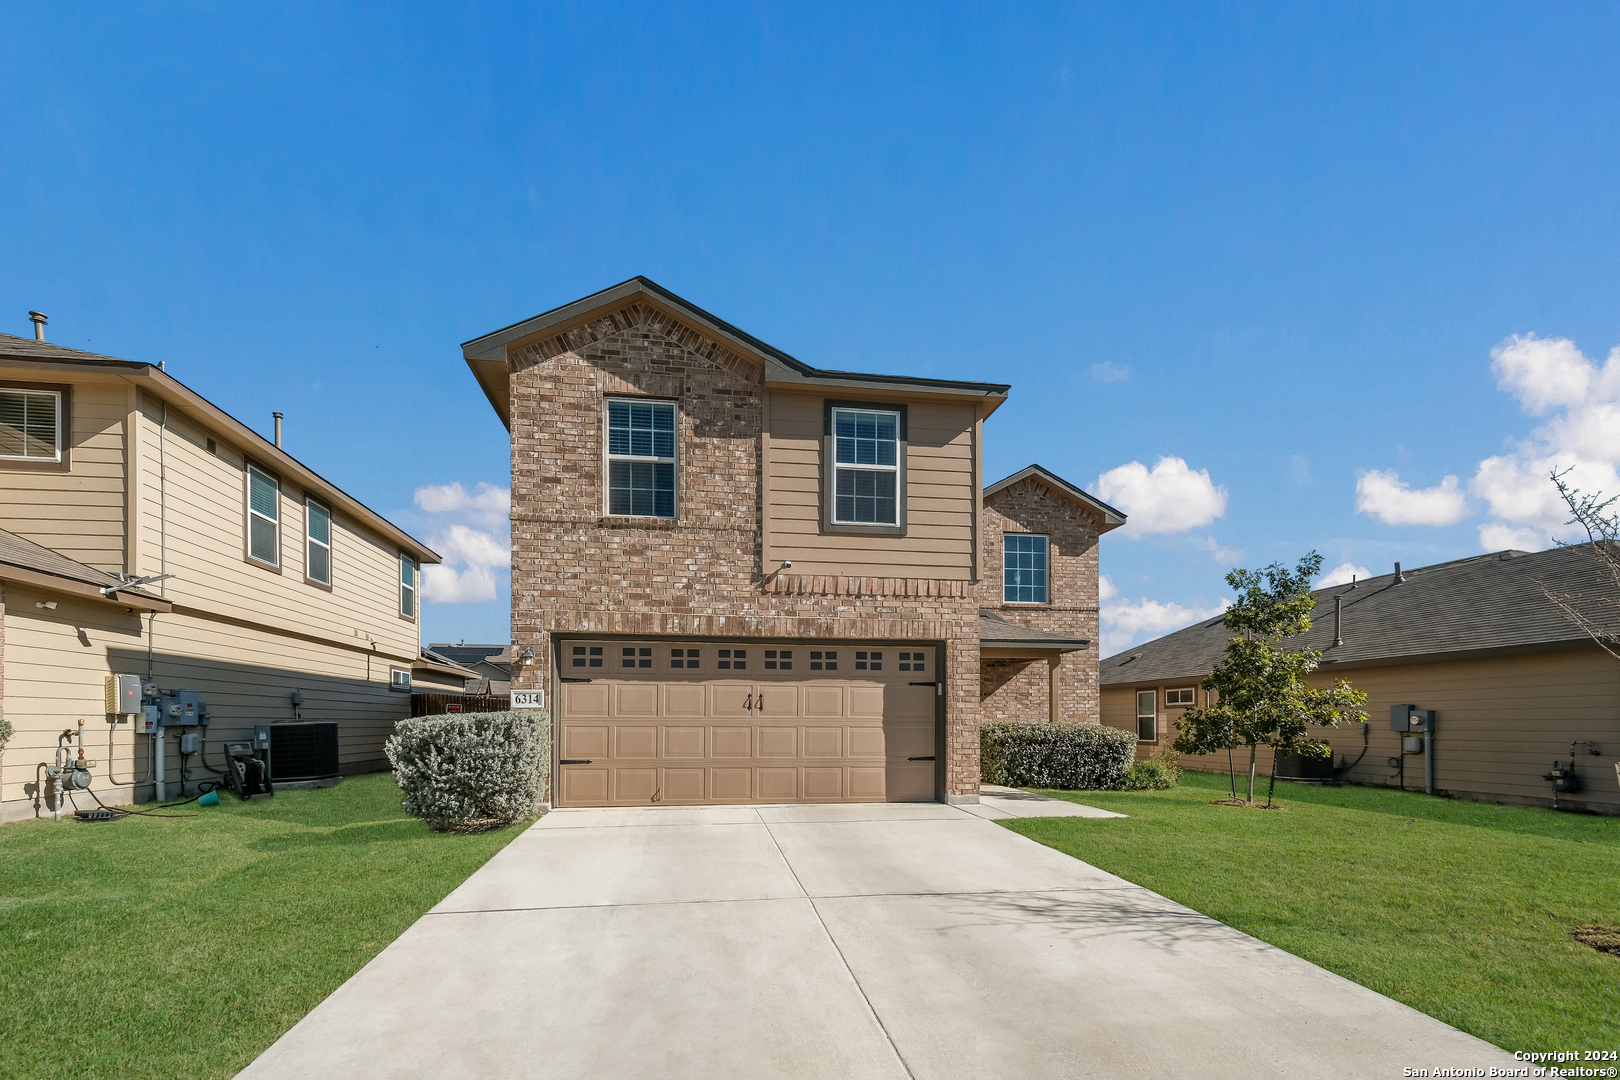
[239,798,1518,1080]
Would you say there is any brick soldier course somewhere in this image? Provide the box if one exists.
[465,278,1124,804]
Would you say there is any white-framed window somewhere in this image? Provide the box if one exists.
[246,464,280,566]
[830,407,900,525]
[399,554,416,618]
[305,498,332,586]
[390,668,411,692]
[0,387,62,461]
[1136,690,1157,742]
[606,398,677,518]
[1166,687,1195,706]
[1003,534,1049,603]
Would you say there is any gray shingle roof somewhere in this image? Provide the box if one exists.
[979,609,1091,649]
[1100,544,1620,686]
[0,333,139,365]
[428,644,513,667]
[0,526,164,601]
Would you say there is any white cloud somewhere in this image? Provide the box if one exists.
[1477,522,1551,553]
[1315,561,1371,589]
[1354,469,1470,527]
[414,481,511,525]
[1466,334,1620,547]
[1098,575,1230,656]
[421,562,497,604]
[1092,457,1227,536]
[1197,535,1245,564]
[414,482,512,605]
[1090,361,1132,383]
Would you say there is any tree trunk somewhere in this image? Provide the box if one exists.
[1247,745,1257,803]
[1266,764,1278,808]
[1228,745,1237,798]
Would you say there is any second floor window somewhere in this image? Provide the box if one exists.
[306,499,332,585]
[607,398,676,518]
[1003,534,1049,603]
[0,387,61,461]
[247,465,280,566]
[832,407,899,525]
[400,555,416,618]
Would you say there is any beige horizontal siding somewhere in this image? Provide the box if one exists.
[1102,646,1620,811]
[766,391,976,580]
[131,407,418,660]
[0,375,128,572]
[1,585,410,820]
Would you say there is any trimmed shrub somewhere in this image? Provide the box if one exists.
[980,722,1137,790]
[1122,748,1183,791]
[385,710,550,832]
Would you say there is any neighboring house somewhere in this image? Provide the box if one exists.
[427,643,513,695]
[462,277,1124,807]
[1099,546,1620,816]
[0,327,439,823]
[412,648,481,694]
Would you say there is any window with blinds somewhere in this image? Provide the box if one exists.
[399,554,417,618]
[306,498,332,585]
[606,398,676,518]
[247,465,280,566]
[0,388,62,461]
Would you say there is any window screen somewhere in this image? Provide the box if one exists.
[0,388,60,460]
[607,399,676,518]
[1003,534,1048,603]
[247,465,280,565]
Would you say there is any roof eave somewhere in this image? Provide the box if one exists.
[462,277,1011,427]
[985,465,1128,531]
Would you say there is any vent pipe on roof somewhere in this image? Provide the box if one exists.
[28,311,47,341]
[1394,562,1405,584]
[1333,594,1344,648]
[273,412,283,449]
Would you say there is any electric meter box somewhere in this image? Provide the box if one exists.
[1390,705,1435,732]
[104,674,141,715]
[159,689,203,726]
[135,706,160,734]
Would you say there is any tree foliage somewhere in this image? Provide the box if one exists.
[1173,551,1368,804]
[1541,468,1620,659]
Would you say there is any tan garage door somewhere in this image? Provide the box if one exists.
[555,640,939,806]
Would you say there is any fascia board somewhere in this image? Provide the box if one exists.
[0,563,172,612]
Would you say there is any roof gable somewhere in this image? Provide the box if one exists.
[984,464,1127,532]
[463,277,1012,429]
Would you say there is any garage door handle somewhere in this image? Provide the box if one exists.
[559,759,593,765]
[908,756,935,761]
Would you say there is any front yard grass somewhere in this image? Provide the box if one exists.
[0,772,531,1079]
[1004,769,1620,1052]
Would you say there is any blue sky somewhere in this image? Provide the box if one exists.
[6,2,1620,652]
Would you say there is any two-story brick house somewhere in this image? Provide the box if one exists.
[464,279,1124,807]
[0,326,439,822]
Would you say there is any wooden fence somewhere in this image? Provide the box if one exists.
[410,693,513,717]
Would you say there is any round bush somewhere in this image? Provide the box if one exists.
[385,710,551,832]
[980,722,1137,790]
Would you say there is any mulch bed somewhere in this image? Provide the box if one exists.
[1572,923,1620,957]
[1209,798,1287,810]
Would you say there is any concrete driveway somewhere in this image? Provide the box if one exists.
[240,796,1517,1080]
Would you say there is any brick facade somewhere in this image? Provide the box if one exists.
[979,477,1103,725]
[506,301,984,798]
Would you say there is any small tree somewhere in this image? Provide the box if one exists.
[1540,468,1620,657]
[1173,551,1369,805]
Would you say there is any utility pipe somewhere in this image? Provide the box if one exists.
[154,728,166,802]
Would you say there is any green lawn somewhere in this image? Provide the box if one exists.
[0,773,531,1079]
[1004,770,1620,1052]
